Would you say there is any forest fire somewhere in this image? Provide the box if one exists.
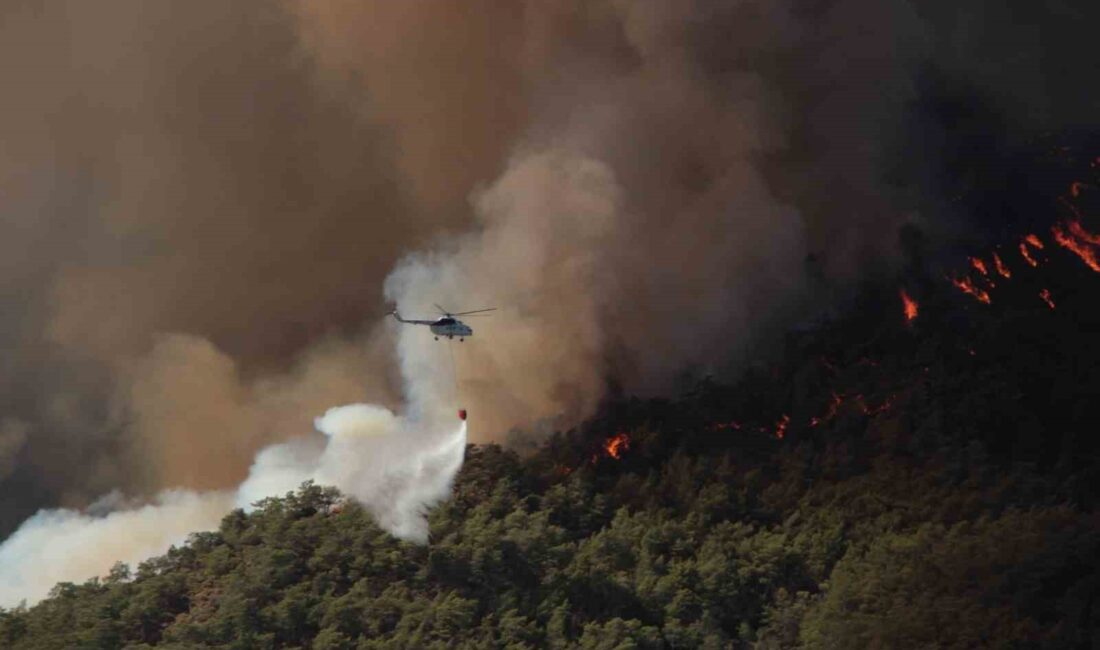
[1039,289,1056,310]
[774,415,789,439]
[1067,220,1100,245]
[970,257,989,276]
[810,393,843,427]
[1052,223,1100,272]
[992,252,1011,278]
[950,276,992,304]
[602,433,630,460]
[1019,236,1042,267]
[899,289,918,321]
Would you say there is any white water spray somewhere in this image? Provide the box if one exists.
[0,323,469,607]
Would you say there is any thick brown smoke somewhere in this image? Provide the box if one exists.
[1,0,1095,538]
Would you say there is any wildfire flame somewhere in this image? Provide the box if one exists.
[992,252,1011,278]
[774,414,789,440]
[969,257,989,276]
[1052,222,1100,272]
[1039,288,1056,310]
[1025,234,1045,249]
[603,433,630,460]
[950,276,992,304]
[899,289,918,322]
[1067,220,1100,246]
[810,393,843,427]
[1019,241,1040,268]
[1070,181,1087,198]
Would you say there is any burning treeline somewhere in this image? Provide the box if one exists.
[939,180,1100,311]
[561,165,1100,472]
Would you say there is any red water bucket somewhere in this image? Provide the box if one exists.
[458,409,467,421]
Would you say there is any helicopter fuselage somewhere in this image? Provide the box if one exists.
[429,317,473,339]
[391,310,483,340]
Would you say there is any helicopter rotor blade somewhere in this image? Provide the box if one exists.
[433,303,450,315]
[450,308,497,316]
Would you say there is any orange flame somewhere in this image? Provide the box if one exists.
[603,433,630,459]
[991,252,1011,278]
[774,415,790,439]
[1071,182,1087,198]
[899,289,918,322]
[1039,289,1056,310]
[1067,220,1100,246]
[1019,241,1039,268]
[969,257,989,276]
[1025,234,1045,249]
[950,276,992,304]
[1052,223,1100,272]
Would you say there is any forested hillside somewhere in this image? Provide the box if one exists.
[4,171,1100,648]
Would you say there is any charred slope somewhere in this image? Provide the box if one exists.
[3,172,1100,648]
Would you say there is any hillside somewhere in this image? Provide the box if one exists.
[3,176,1100,648]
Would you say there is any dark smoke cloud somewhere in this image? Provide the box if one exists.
[0,0,433,525]
[1,0,1095,538]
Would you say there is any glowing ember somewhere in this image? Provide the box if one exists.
[899,289,918,322]
[810,393,843,427]
[774,415,789,439]
[1019,241,1039,267]
[1052,224,1100,272]
[969,257,989,276]
[1070,182,1087,198]
[710,421,742,431]
[1039,289,1056,310]
[950,276,991,304]
[603,433,630,459]
[1025,234,1044,249]
[1067,220,1100,246]
[857,394,895,416]
[869,396,895,415]
[992,252,1011,278]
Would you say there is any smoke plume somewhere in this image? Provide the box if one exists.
[1,0,1096,601]
[0,319,468,606]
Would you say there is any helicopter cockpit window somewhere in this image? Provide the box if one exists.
[437,318,455,326]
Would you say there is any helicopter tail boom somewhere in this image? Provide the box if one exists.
[390,310,436,326]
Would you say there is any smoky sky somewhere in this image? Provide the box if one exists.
[1,0,1096,538]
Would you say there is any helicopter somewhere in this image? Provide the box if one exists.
[390,304,495,341]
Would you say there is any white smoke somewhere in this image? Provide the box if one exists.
[0,490,235,607]
[237,407,468,543]
[0,312,470,607]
